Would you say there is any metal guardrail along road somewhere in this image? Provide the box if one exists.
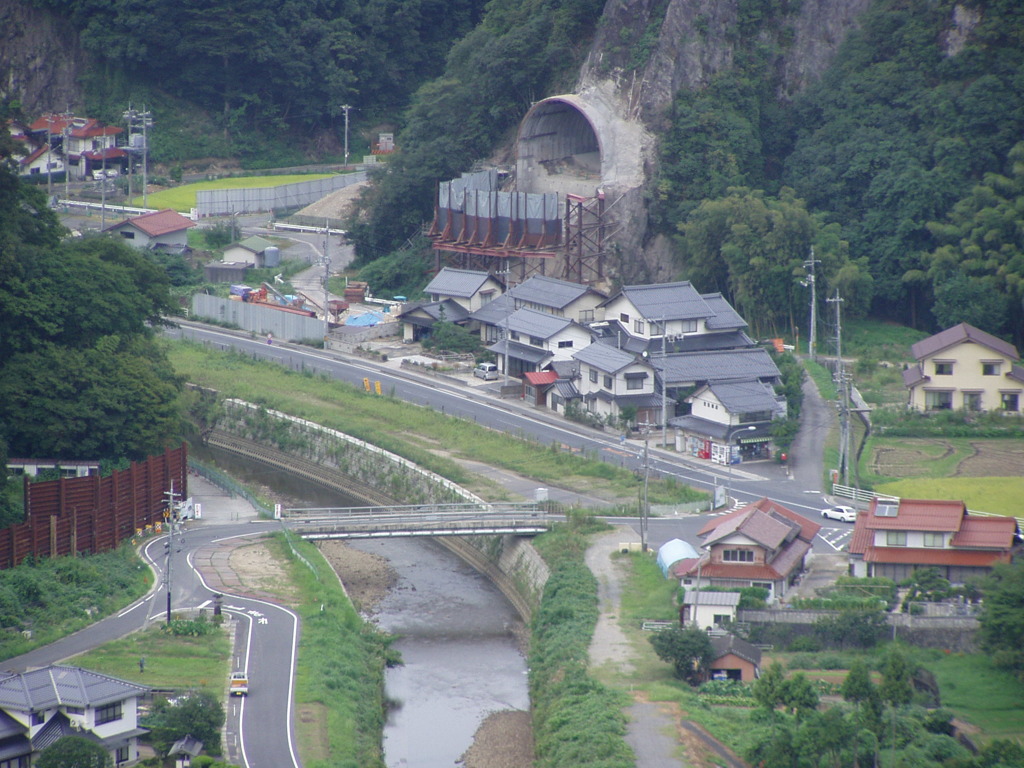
[281,502,551,540]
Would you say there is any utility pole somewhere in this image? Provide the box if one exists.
[340,104,352,167]
[45,114,54,200]
[322,218,331,344]
[163,482,180,625]
[827,290,850,486]
[62,107,73,203]
[641,430,650,552]
[660,314,668,448]
[803,247,820,359]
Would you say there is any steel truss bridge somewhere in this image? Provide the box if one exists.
[281,502,551,540]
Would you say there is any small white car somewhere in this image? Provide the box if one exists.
[821,505,858,523]
[473,362,498,381]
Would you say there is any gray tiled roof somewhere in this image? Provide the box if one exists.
[646,330,756,355]
[0,666,148,711]
[605,282,712,322]
[549,359,580,379]
[573,342,640,374]
[507,307,573,339]
[508,275,596,310]
[706,379,783,414]
[469,293,515,325]
[910,322,1019,362]
[682,591,740,607]
[655,348,780,385]
[487,339,550,364]
[553,380,581,399]
[700,293,748,330]
[710,633,762,667]
[424,267,497,299]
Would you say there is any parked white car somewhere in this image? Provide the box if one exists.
[821,505,858,523]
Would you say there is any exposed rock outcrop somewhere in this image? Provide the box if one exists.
[0,3,88,115]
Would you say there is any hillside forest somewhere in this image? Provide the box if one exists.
[15,0,1024,346]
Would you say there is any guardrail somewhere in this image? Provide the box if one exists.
[281,502,551,539]
[272,222,347,236]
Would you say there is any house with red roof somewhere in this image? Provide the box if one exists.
[903,322,1024,413]
[673,498,822,602]
[848,497,1019,583]
[30,114,125,180]
[103,209,196,250]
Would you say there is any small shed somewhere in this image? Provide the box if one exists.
[656,539,699,577]
[223,235,276,266]
[680,590,740,629]
[168,734,204,768]
[709,632,762,682]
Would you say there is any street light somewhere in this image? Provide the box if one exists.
[724,425,757,509]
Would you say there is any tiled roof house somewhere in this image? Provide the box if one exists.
[848,497,1019,583]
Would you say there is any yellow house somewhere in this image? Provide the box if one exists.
[903,323,1024,412]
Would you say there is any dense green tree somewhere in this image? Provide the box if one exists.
[677,186,870,338]
[878,647,914,706]
[36,735,112,768]
[841,659,876,705]
[648,627,714,685]
[924,141,1024,345]
[752,660,787,711]
[778,672,819,718]
[145,690,225,756]
[421,320,482,354]
[978,560,1024,681]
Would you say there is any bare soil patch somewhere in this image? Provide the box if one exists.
[228,542,301,604]
[955,440,1024,476]
[316,540,397,614]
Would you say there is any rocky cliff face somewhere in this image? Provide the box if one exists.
[1,2,88,116]
[578,0,872,282]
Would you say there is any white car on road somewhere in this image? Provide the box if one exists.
[821,505,858,523]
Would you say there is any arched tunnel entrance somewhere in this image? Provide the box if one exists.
[516,97,603,197]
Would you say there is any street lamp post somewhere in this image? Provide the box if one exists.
[340,104,352,167]
[724,424,757,509]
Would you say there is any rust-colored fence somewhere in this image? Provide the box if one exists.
[0,444,188,569]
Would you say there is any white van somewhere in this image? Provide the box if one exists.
[473,362,499,380]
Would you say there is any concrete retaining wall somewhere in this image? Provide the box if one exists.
[214,400,550,617]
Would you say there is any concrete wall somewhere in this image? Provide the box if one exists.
[213,401,551,618]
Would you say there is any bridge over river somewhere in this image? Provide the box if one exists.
[280,502,552,540]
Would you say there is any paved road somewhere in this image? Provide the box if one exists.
[167,321,855,555]
[1,477,300,768]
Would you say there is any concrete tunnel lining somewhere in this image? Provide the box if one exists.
[516,96,605,196]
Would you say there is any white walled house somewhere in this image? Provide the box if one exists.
[506,275,606,323]
[903,323,1024,413]
[223,236,276,266]
[423,267,504,313]
[0,665,148,766]
[672,379,785,463]
[848,498,1018,583]
[103,209,196,250]
[487,307,592,377]
[571,343,660,424]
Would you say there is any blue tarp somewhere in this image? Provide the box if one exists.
[656,538,699,577]
[346,312,385,327]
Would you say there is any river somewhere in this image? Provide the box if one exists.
[197,446,530,766]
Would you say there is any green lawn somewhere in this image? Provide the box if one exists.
[926,653,1024,743]
[132,174,336,212]
[69,623,230,693]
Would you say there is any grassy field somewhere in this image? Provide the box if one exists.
[166,339,705,507]
[871,476,1024,517]
[70,622,231,693]
[132,174,336,212]
[926,652,1024,742]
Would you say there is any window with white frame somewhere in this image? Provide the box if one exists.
[1002,392,1020,411]
[579,309,594,322]
[680,319,698,334]
[982,361,1002,376]
[589,369,598,384]
[963,392,982,411]
[603,375,613,390]
[925,390,953,410]
[923,532,943,548]
[634,319,645,335]
[558,340,573,348]
[933,361,953,375]
[620,312,629,323]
